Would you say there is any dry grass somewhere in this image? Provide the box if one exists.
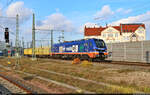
[1,57,150,93]
[0,67,75,93]
[21,68,115,93]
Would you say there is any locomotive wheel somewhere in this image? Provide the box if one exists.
[88,58,93,62]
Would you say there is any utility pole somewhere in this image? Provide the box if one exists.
[51,30,53,53]
[62,30,64,42]
[58,36,61,43]
[22,37,24,56]
[58,30,64,43]
[15,14,20,68]
[40,40,42,48]
[32,13,36,60]
[15,14,19,54]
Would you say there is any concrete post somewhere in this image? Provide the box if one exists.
[146,51,149,63]
[124,42,126,61]
[141,41,143,62]
[32,13,36,60]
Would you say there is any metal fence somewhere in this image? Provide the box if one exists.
[106,40,150,63]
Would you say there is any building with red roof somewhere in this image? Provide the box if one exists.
[84,23,146,43]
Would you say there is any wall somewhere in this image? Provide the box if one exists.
[106,40,150,63]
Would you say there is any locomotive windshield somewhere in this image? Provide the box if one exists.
[94,39,105,48]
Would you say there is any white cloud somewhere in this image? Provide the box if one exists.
[83,22,98,27]
[111,11,150,25]
[116,8,132,14]
[0,8,2,16]
[94,5,132,20]
[116,8,123,13]
[37,13,75,32]
[124,9,132,14]
[6,1,33,22]
[94,5,114,20]
[111,11,150,40]
[55,8,60,13]
[79,22,98,33]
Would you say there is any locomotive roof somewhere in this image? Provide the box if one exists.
[53,38,104,45]
[62,38,103,43]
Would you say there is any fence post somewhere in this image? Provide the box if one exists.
[146,51,149,63]
[124,42,126,61]
[141,41,143,62]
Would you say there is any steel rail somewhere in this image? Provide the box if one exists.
[94,60,150,67]
[0,73,36,94]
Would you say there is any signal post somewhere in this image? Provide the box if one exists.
[4,27,11,65]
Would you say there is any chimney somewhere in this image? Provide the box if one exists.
[106,23,108,27]
[120,23,122,34]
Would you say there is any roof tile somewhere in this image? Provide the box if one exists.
[84,24,145,36]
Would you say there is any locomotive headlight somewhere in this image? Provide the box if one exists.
[93,49,97,51]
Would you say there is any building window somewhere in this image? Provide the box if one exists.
[138,31,143,34]
[130,30,132,32]
[108,33,113,37]
[123,36,129,40]
[139,36,144,40]
[108,29,112,32]
[132,34,136,37]
[103,34,106,38]
[126,37,129,40]
[115,33,118,37]
[123,36,126,40]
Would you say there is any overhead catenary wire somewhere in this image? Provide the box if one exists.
[1,0,14,10]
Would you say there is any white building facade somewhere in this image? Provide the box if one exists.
[84,23,146,43]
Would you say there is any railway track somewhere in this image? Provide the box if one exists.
[0,65,95,94]
[0,84,11,95]
[0,58,149,93]
[0,73,36,94]
[23,55,150,67]
[94,60,150,67]
[39,58,150,68]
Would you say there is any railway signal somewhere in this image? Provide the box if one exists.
[5,27,9,43]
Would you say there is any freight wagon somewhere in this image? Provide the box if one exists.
[24,47,51,58]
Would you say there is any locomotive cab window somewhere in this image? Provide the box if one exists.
[84,43,88,46]
[94,39,105,48]
[89,42,92,47]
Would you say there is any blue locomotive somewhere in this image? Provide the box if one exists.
[51,38,108,60]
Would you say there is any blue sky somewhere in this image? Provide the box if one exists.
[0,0,150,46]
